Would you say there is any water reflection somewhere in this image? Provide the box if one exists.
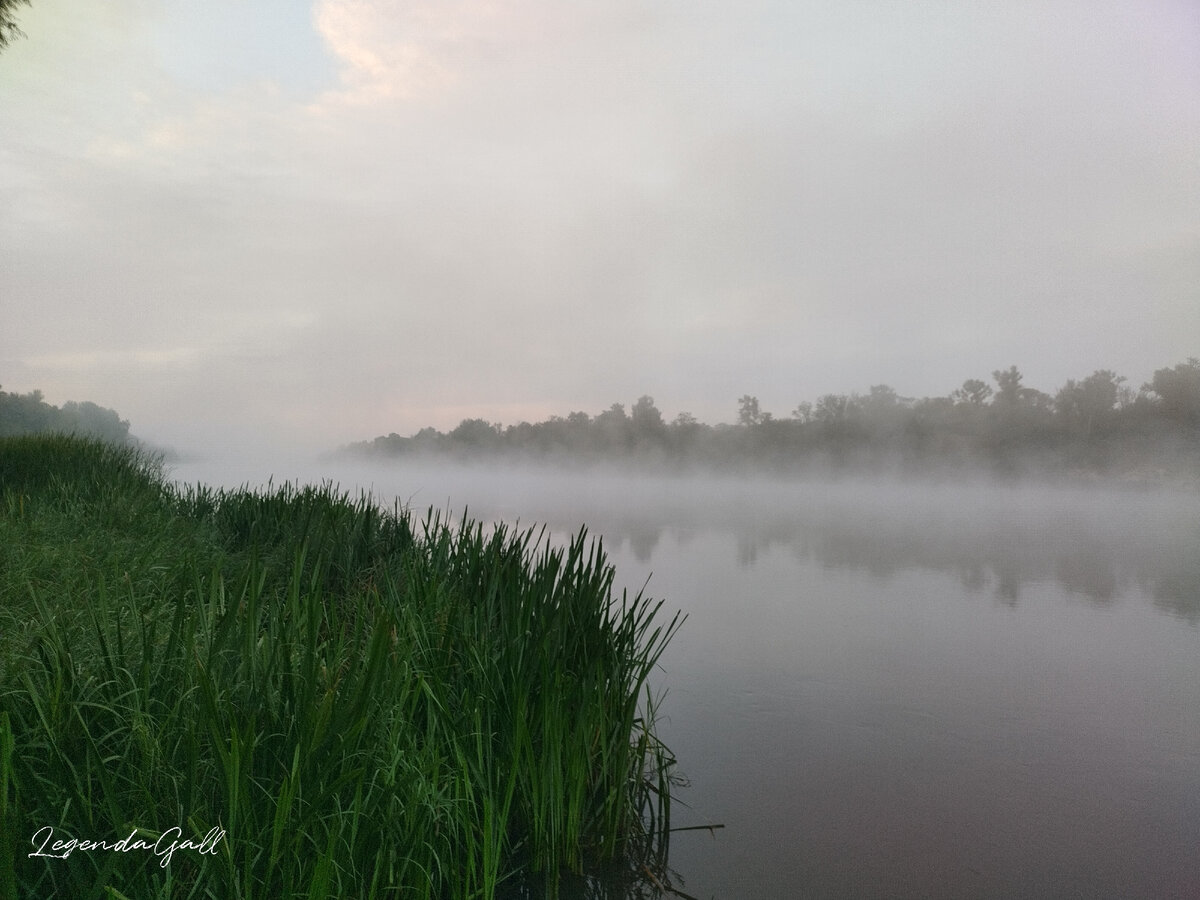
[169,459,1200,897]
[171,459,1200,619]
[342,467,1199,621]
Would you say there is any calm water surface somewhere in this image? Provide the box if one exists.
[171,458,1200,899]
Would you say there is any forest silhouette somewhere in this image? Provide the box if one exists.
[342,359,1200,481]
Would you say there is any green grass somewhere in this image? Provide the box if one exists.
[0,435,682,899]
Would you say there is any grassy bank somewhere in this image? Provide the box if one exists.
[0,435,681,899]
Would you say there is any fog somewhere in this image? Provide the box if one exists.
[3,1,1197,451]
[6,1,1198,893]
[161,451,1200,895]
[168,453,1200,622]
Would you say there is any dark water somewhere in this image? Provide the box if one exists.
[171,459,1200,899]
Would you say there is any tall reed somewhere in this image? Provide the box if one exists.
[0,435,681,899]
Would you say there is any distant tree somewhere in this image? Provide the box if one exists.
[412,426,441,448]
[1144,358,1200,425]
[60,400,131,444]
[1026,388,1054,413]
[336,356,1198,479]
[992,366,1052,412]
[984,366,1056,467]
[737,395,762,427]
[0,387,49,436]
[594,403,627,426]
[504,420,540,452]
[992,366,1025,406]
[594,403,631,451]
[811,393,865,448]
[868,384,898,405]
[911,395,955,427]
[667,411,703,456]
[0,386,133,442]
[856,385,907,440]
[859,385,900,418]
[813,393,852,425]
[952,379,992,406]
[448,418,498,448]
[630,395,665,434]
[556,411,592,453]
[1054,370,1125,436]
[0,0,29,50]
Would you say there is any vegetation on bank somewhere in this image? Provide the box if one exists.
[0,386,134,446]
[0,435,682,899]
[342,359,1200,480]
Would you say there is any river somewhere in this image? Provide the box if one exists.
[169,456,1200,899]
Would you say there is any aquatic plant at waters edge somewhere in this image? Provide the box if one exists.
[0,435,682,899]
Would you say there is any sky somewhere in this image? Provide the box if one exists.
[1,0,1197,456]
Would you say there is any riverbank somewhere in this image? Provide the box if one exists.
[0,435,680,899]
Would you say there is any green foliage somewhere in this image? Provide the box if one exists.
[0,387,131,444]
[0,0,29,50]
[1,435,681,899]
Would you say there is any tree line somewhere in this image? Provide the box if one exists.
[343,359,1200,479]
[0,386,132,445]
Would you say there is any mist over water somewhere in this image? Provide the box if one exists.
[170,455,1200,621]
[168,455,1200,898]
[7,0,1197,892]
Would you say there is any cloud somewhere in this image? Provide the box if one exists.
[1,0,1197,451]
[311,0,546,107]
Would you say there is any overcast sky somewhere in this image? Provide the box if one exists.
[1,0,1196,455]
